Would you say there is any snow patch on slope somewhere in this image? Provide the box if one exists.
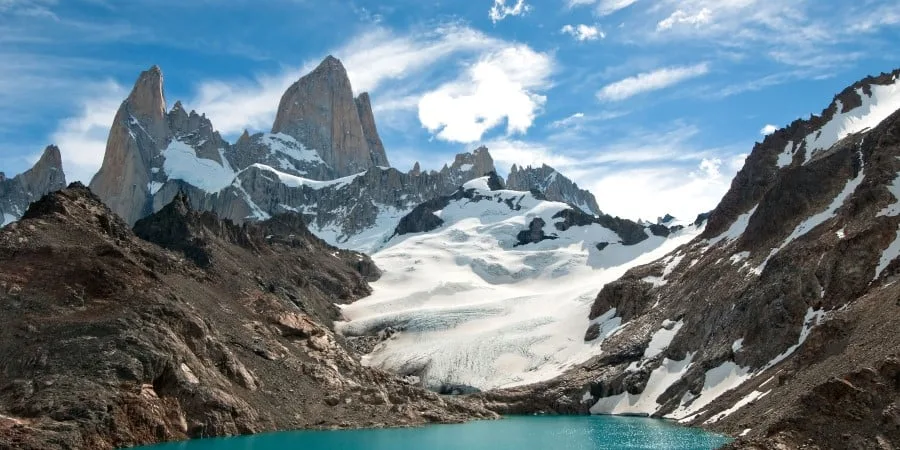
[669,361,752,422]
[708,206,758,247]
[591,355,694,416]
[876,224,900,280]
[777,141,795,168]
[249,164,362,190]
[261,132,324,169]
[753,162,864,275]
[805,80,900,163]
[162,140,235,193]
[762,307,826,371]
[878,172,900,217]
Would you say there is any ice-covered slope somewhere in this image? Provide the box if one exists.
[337,177,701,391]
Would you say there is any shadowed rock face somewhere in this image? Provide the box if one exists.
[272,56,385,178]
[0,184,495,449]
[0,145,66,226]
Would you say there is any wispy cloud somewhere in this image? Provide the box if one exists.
[656,7,711,30]
[596,63,709,102]
[488,0,530,23]
[561,24,605,41]
[569,0,640,16]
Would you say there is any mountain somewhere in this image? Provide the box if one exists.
[0,145,66,226]
[0,184,494,449]
[271,56,389,176]
[337,174,695,393]
[478,69,900,449]
[506,164,602,216]
[86,59,511,253]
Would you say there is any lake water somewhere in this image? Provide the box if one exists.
[131,415,732,450]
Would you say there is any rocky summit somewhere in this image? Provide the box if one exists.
[0,184,495,450]
[0,145,66,227]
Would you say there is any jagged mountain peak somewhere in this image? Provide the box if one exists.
[0,145,67,226]
[704,67,900,239]
[314,54,345,73]
[505,162,601,216]
[125,65,167,126]
[271,55,385,178]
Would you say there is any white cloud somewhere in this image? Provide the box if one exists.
[657,7,712,30]
[760,124,778,135]
[596,63,709,102]
[561,24,605,41]
[417,45,553,143]
[550,112,586,129]
[49,80,126,183]
[489,0,531,23]
[588,159,731,220]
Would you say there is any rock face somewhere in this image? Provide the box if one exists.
[507,164,601,215]
[477,69,900,449]
[272,56,387,177]
[0,145,66,226]
[0,184,495,449]
[89,66,169,225]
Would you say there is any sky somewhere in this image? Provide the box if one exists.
[1,0,899,221]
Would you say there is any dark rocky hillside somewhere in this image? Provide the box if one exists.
[0,184,494,450]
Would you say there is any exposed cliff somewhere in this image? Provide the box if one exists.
[0,145,66,226]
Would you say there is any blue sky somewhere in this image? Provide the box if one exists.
[1,0,899,220]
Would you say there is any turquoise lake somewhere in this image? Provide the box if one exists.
[132,415,732,450]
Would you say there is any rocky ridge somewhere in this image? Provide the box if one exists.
[0,184,495,450]
[84,59,517,254]
[0,146,66,227]
[506,164,601,216]
[477,69,900,449]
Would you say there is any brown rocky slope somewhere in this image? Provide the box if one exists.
[0,184,494,450]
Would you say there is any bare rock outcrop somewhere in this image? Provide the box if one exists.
[271,56,381,178]
[89,66,169,225]
[0,145,66,226]
[507,164,601,215]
